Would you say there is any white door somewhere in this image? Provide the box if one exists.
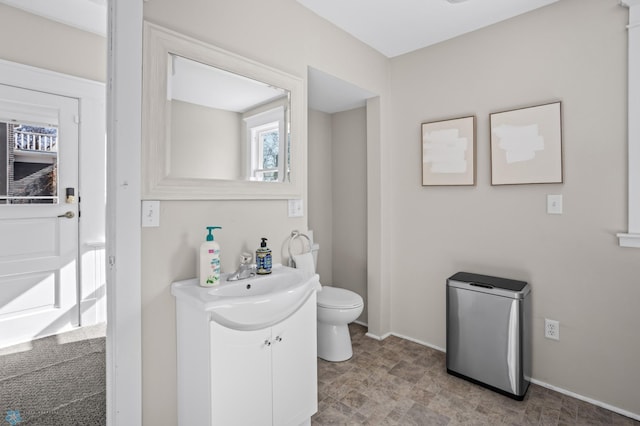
[0,83,80,348]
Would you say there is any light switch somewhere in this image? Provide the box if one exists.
[547,195,563,215]
[288,199,304,217]
[142,200,160,227]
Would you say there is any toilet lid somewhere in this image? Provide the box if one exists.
[317,286,363,309]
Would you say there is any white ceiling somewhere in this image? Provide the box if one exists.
[171,56,287,112]
[3,0,560,113]
[2,0,559,57]
[304,0,559,113]
[308,68,377,114]
[296,0,559,58]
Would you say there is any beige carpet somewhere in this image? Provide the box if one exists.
[0,324,106,426]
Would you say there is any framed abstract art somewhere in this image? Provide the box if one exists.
[421,115,476,186]
[490,102,563,185]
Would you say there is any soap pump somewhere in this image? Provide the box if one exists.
[256,237,272,275]
[199,226,222,287]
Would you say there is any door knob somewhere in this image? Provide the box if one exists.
[57,211,75,219]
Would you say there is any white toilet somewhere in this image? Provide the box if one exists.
[312,244,364,362]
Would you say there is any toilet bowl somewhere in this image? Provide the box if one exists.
[316,286,364,362]
[289,232,365,362]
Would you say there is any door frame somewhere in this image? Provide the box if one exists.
[107,0,143,424]
[0,59,107,331]
[0,54,113,401]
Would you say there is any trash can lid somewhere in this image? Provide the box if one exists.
[448,272,529,293]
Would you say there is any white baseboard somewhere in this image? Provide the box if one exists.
[389,331,446,353]
[359,330,639,421]
[364,331,390,341]
[354,320,389,341]
[529,378,640,422]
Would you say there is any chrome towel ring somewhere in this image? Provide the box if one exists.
[288,230,312,267]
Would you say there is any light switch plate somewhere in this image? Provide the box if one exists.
[547,195,563,215]
[142,200,160,227]
[288,199,303,217]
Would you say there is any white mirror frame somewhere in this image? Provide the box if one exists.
[142,22,305,200]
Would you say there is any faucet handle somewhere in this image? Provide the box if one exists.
[240,252,253,264]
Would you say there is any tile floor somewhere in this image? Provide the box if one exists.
[311,324,638,425]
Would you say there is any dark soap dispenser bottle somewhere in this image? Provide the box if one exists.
[256,237,272,275]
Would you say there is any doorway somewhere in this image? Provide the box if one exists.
[0,84,81,347]
[307,67,376,325]
[0,57,107,422]
[0,1,144,424]
[0,58,107,344]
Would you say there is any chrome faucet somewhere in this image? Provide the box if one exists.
[227,253,256,281]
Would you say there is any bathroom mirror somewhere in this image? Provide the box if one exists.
[142,22,305,199]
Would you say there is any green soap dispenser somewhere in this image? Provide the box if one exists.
[199,226,222,287]
[256,237,272,275]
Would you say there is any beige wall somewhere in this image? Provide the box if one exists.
[170,100,241,180]
[332,107,368,322]
[308,107,368,323]
[142,0,389,423]
[388,0,639,416]
[0,4,105,82]
[308,109,333,283]
[141,0,639,421]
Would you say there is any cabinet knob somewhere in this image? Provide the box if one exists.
[275,336,282,342]
[264,339,271,347]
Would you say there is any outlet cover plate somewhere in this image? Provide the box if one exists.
[545,318,560,340]
[547,194,563,214]
[288,199,303,217]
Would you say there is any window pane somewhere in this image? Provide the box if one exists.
[1,121,58,204]
[0,123,7,198]
[260,130,279,169]
[262,171,278,182]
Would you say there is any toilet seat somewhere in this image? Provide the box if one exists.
[317,286,363,309]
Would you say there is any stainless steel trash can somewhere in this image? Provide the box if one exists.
[446,272,531,400]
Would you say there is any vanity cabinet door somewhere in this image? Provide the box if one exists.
[271,294,318,426]
[210,322,273,425]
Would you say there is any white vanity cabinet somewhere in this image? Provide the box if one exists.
[210,294,317,425]
[172,270,320,426]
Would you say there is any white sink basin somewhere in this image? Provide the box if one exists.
[208,276,297,297]
[171,264,321,331]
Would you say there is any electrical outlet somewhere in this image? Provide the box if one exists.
[545,318,560,340]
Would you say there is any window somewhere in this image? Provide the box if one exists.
[251,121,279,181]
[1,121,58,204]
[243,105,286,182]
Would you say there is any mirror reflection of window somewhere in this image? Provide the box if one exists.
[251,121,279,181]
[243,105,286,182]
[1,121,58,204]
[168,54,290,182]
